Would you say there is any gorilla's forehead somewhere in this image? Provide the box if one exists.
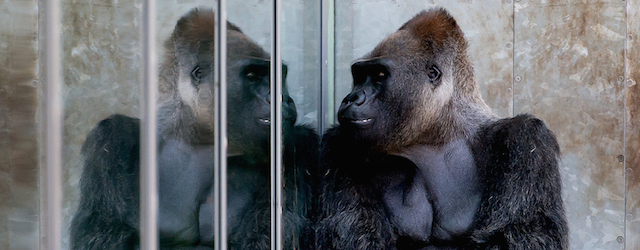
[227,31,269,59]
[366,30,430,62]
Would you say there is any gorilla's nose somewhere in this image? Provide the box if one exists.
[344,90,366,106]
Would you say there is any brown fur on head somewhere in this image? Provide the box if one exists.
[399,8,495,146]
[340,8,495,151]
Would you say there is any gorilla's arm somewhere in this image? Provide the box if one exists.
[288,125,320,249]
[315,127,397,250]
[470,114,568,249]
[70,115,215,250]
[70,114,141,250]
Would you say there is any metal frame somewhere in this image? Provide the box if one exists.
[320,0,335,132]
[139,0,159,249]
[43,0,63,249]
[214,1,229,250]
[270,0,284,249]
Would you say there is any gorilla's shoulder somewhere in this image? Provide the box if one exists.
[92,114,140,136]
[81,114,140,159]
[293,124,319,143]
[483,114,558,151]
[475,114,560,170]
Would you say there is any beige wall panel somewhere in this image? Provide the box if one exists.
[513,1,627,248]
[626,0,640,248]
[334,0,514,119]
[0,0,40,249]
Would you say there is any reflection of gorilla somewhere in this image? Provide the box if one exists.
[316,9,567,249]
[70,9,318,250]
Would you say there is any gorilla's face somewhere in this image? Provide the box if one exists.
[337,30,451,152]
[173,21,296,158]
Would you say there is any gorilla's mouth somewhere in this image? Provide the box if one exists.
[341,117,375,129]
[352,118,373,124]
[257,118,271,125]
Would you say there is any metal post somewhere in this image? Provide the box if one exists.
[44,0,63,249]
[270,0,284,248]
[140,0,158,249]
[214,2,228,250]
[320,0,336,131]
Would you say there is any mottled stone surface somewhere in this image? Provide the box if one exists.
[0,0,40,249]
[513,1,627,248]
[626,0,640,248]
[335,0,514,118]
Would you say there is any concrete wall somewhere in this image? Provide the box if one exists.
[0,0,40,249]
[0,0,638,249]
[334,0,638,248]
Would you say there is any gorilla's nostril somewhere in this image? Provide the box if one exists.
[353,92,366,105]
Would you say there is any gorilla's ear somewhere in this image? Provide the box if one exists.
[399,8,465,49]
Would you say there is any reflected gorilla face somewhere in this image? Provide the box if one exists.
[163,11,296,158]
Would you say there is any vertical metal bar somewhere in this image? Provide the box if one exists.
[320,0,336,131]
[44,0,63,249]
[271,0,284,248]
[214,1,228,250]
[319,0,328,133]
[623,1,628,249]
[140,0,158,249]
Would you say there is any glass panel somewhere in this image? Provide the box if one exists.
[280,0,322,248]
[224,1,276,249]
[62,0,143,249]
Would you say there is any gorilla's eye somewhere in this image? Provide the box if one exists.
[191,66,203,82]
[427,65,442,85]
[246,71,256,78]
[372,69,388,83]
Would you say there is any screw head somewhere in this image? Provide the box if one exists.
[514,75,522,82]
[505,42,513,49]
[617,236,624,243]
[617,155,624,162]
[618,76,624,82]
[629,34,634,41]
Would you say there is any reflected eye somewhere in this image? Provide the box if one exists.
[191,66,203,82]
[246,71,256,78]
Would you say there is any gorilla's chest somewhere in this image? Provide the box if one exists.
[384,139,481,242]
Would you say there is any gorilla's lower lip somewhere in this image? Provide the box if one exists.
[352,118,373,125]
[340,118,374,128]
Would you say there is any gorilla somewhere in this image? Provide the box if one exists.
[70,8,318,250]
[316,8,568,250]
